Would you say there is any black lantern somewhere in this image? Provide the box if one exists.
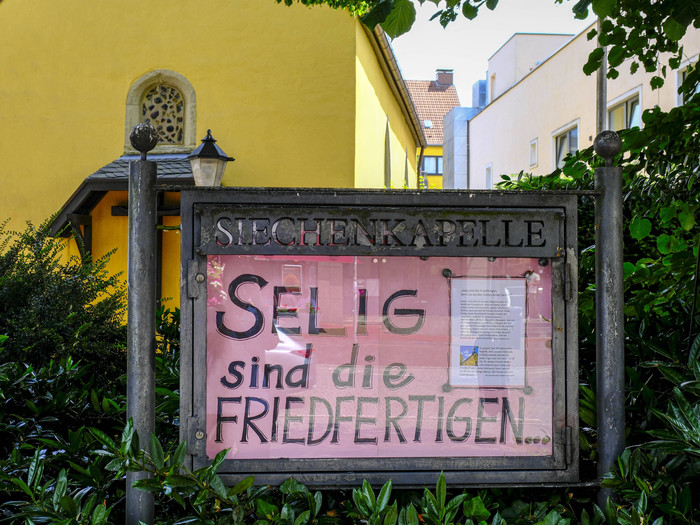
[187,129,234,186]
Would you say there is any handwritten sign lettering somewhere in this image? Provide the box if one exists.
[206,255,554,460]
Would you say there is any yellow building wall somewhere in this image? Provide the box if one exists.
[0,2,420,306]
[76,191,184,309]
[160,194,184,307]
[0,0,358,236]
[91,192,129,287]
[422,145,443,189]
[354,24,419,188]
[423,145,442,156]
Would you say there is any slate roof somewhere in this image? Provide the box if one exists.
[86,154,194,181]
[405,80,461,146]
[49,154,194,236]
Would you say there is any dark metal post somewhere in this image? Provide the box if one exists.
[595,18,607,136]
[593,131,625,506]
[126,123,159,525]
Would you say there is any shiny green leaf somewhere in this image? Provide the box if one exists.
[381,0,416,38]
[462,2,478,19]
[630,217,652,240]
[228,476,255,497]
[361,0,393,29]
[591,0,615,18]
[678,208,696,230]
[663,16,686,41]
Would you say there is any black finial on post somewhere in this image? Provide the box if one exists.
[593,130,622,167]
[130,122,159,161]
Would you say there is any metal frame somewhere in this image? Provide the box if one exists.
[180,188,579,487]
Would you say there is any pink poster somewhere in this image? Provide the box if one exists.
[206,255,553,460]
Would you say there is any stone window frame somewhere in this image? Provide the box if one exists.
[484,162,493,189]
[125,69,196,154]
[529,138,538,169]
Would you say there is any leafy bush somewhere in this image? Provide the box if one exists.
[1,99,699,523]
[499,95,700,523]
[0,220,126,387]
[0,306,183,523]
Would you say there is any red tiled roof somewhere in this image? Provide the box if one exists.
[405,80,461,146]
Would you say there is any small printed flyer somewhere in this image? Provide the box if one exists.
[449,278,526,388]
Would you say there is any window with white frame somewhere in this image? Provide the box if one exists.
[529,139,538,168]
[608,95,641,131]
[677,60,700,106]
[485,163,493,189]
[422,156,443,175]
[553,125,578,169]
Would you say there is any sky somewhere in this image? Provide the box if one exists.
[390,0,596,104]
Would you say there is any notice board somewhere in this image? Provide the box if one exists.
[180,189,579,487]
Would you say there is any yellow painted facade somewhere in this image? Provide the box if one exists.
[422,145,444,189]
[354,23,421,189]
[0,0,423,306]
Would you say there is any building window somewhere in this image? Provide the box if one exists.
[529,139,538,168]
[125,69,196,154]
[554,126,578,169]
[142,85,185,145]
[608,96,641,131]
[422,156,443,175]
[678,61,700,105]
[485,163,493,189]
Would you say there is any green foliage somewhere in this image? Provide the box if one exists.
[580,0,700,88]
[274,0,374,17]
[2,100,700,525]
[499,96,700,523]
[418,473,467,525]
[350,479,396,525]
[377,0,416,39]
[154,306,181,444]
[0,220,126,388]
[0,229,187,522]
[0,356,125,461]
[1,431,121,524]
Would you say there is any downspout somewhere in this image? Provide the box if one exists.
[466,119,470,189]
[417,145,426,189]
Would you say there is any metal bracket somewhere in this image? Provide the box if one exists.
[187,259,205,299]
[551,258,565,300]
[186,415,204,454]
[563,426,574,465]
[565,247,578,301]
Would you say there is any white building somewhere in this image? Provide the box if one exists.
[444,24,700,188]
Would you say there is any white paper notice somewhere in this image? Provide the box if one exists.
[449,278,526,387]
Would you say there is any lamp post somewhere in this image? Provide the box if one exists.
[187,129,234,187]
